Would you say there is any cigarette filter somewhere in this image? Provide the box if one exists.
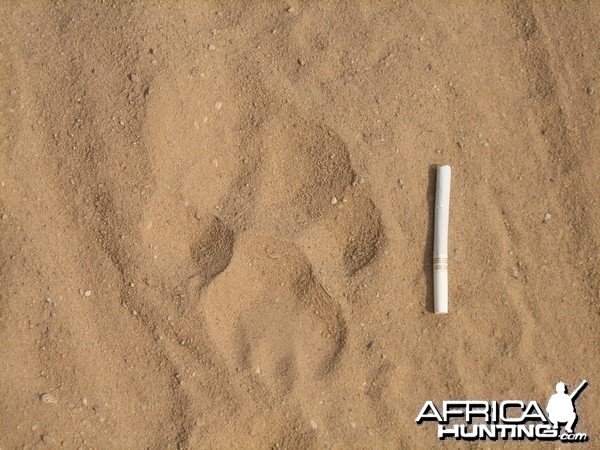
[433,165,451,314]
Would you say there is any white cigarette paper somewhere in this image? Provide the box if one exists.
[433,165,451,314]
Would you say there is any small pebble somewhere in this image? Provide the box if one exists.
[40,393,57,404]
[214,101,222,111]
[543,213,551,224]
[207,43,216,51]
[330,196,338,205]
[129,73,139,82]
[84,290,92,297]
[366,340,373,349]
[130,282,135,287]
[41,434,56,445]
[297,57,306,66]
[9,88,18,96]
[511,266,519,278]
[1,214,7,220]
[309,420,317,430]
[587,86,595,95]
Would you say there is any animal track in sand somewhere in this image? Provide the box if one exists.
[143,68,384,401]
[189,108,384,395]
[202,234,347,395]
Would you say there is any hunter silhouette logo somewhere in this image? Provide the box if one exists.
[416,379,589,442]
[546,380,587,435]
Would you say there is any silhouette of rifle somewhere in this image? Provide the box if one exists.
[570,380,588,400]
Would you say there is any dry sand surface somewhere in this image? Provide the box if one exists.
[1,1,599,448]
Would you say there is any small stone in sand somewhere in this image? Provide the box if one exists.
[84,290,92,297]
[587,86,595,95]
[330,196,338,205]
[543,213,551,224]
[511,266,519,278]
[40,393,57,404]
[1,214,7,220]
[298,57,306,66]
[9,88,18,96]
[41,434,56,445]
[309,420,317,429]
[214,101,222,110]
[207,43,216,51]
[129,73,139,82]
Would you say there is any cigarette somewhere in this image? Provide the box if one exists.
[433,165,451,314]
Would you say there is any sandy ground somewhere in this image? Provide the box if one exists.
[1,1,599,448]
